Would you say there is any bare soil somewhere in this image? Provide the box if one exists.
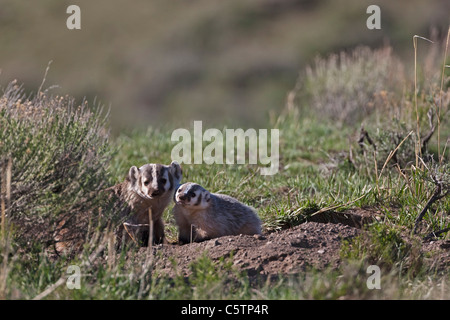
[131,208,450,279]
[149,222,359,278]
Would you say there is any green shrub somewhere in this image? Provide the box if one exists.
[297,46,405,126]
[0,80,115,250]
[340,222,425,275]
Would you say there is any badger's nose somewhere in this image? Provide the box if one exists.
[178,194,188,201]
[151,190,161,197]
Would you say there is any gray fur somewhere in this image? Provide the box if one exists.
[173,182,261,244]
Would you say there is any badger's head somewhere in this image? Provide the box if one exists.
[174,182,211,210]
[128,161,182,200]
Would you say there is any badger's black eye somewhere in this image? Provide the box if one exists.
[189,191,196,198]
[144,180,150,186]
[160,178,167,184]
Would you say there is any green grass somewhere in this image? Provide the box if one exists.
[1,43,449,299]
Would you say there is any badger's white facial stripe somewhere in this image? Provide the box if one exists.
[194,190,203,206]
[151,179,158,191]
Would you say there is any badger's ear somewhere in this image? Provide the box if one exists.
[170,161,182,181]
[128,166,140,185]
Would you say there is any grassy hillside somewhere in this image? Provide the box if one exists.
[1,38,449,299]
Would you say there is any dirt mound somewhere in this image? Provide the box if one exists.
[142,220,360,279]
[127,208,449,279]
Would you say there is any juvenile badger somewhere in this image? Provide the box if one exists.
[173,182,261,243]
[114,161,182,246]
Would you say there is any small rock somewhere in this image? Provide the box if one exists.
[206,239,221,248]
[253,234,266,240]
[317,249,325,254]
